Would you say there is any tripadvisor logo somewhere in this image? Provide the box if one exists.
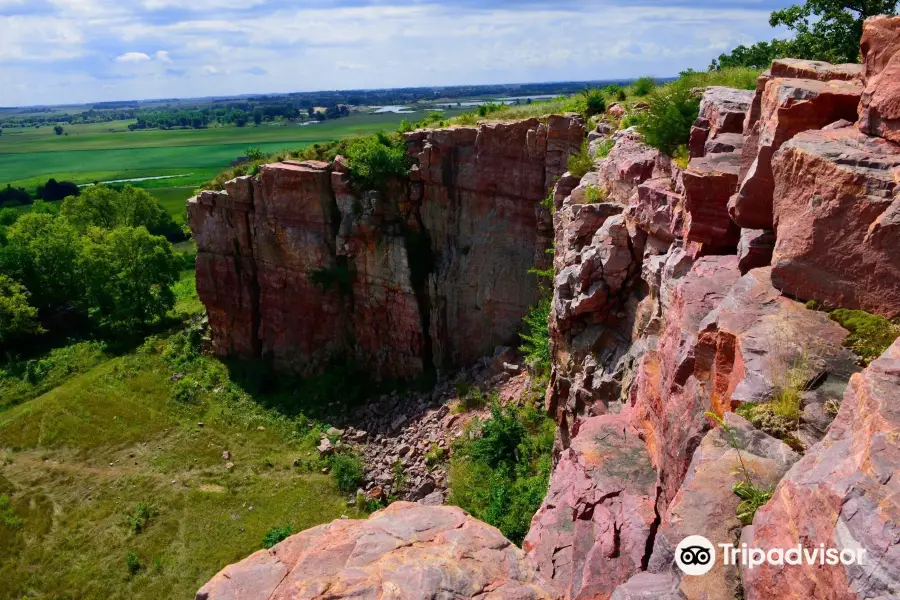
[674,535,866,576]
[675,535,716,576]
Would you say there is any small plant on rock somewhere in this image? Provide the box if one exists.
[673,145,690,170]
[567,140,594,179]
[424,444,447,468]
[594,138,615,159]
[584,184,607,204]
[262,524,293,549]
[829,308,900,366]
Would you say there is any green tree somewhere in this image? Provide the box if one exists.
[61,185,170,234]
[53,125,64,136]
[713,0,898,68]
[0,213,83,314]
[632,76,657,97]
[79,226,181,330]
[581,88,607,118]
[0,274,43,347]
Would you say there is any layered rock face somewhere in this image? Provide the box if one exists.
[858,15,900,143]
[197,503,555,600]
[190,116,583,379]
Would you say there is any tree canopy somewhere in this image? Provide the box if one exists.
[712,0,899,68]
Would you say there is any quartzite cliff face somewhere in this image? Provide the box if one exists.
[193,15,900,600]
[189,116,583,380]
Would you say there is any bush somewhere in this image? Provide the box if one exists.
[448,402,554,545]
[0,495,24,529]
[36,178,78,202]
[594,138,615,159]
[0,274,43,347]
[345,133,410,192]
[330,452,365,494]
[584,184,607,204]
[125,552,141,575]
[673,145,690,170]
[245,146,265,161]
[262,524,293,549]
[637,84,700,156]
[567,140,593,179]
[829,308,900,365]
[581,88,606,118]
[519,298,551,375]
[632,76,657,97]
[125,504,154,534]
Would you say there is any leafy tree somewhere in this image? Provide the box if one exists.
[581,88,607,118]
[713,0,898,68]
[0,213,83,314]
[54,125,64,135]
[0,208,18,226]
[0,274,43,347]
[632,76,657,97]
[61,185,175,238]
[79,226,181,330]
[0,184,31,207]
[35,178,79,202]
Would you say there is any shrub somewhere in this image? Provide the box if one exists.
[455,388,489,413]
[584,184,607,204]
[245,146,265,161]
[829,308,900,365]
[673,145,690,170]
[594,138,615,159]
[330,452,365,494]
[520,298,551,375]
[125,504,154,534]
[638,84,701,156]
[424,444,446,467]
[448,402,554,545]
[262,524,293,549]
[581,88,607,118]
[477,103,505,118]
[345,133,410,192]
[567,140,594,179]
[125,552,141,575]
[632,76,657,97]
[0,495,24,529]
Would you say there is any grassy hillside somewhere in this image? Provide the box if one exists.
[0,267,361,599]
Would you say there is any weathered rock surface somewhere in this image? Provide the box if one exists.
[741,339,900,600]
[770,58,863,82]
[730,77,863,230]
[647,413,800,600]
[681,151,742,251]
[770,126,900,317]
[196,502,556,600]
[689,87,753,158]
[609,573,682,600]
[190,116,583,379]
[627,177,683,244]
[858,15,900,143]
[524,414,659,600]
[737,228,776,274]
[596,130,668,205]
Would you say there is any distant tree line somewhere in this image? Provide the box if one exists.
[0,179,81,208]
[126,102,350,131]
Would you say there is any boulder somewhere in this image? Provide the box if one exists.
[689,87,753,158]
[196,503,555,600]
[741,339,900,600]
[730,77,863,230]
[524,414,659,600]
[681,151,742,251]
[736,228,776,274]
[647,413,800,600]
[609,573,682,600]
[627,177,684,244]
[857,15,900,143]
[596,130,669,205]
[770,126,900,317]
[770,58,863,82]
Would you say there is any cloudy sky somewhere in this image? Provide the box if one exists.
[0,0,793,107]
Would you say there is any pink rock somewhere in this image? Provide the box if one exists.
[769,58,863,82]
[681,151,742,251]
[596,130,669,205]
[524,414,659,600]
[736,228,776,274]
[689,87,753,158]
[730,77,863,230]
[770,126,900,317]
[741,340,900,600]
[857,15,900,143]
[626,177,683,244]
[197,503,556,600]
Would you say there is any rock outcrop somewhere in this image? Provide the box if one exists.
[197,502,556,600]
[741,339,900,600]
[190,116,583,379]
[858,15,900,143]
[770,126,900,317]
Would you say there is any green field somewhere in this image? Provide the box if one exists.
[0,111,449,192]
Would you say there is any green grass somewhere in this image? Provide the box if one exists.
[0,112,431,192]
[0,337,360,599]
[150,187,196,224]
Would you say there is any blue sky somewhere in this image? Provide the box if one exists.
[0,0,793,106]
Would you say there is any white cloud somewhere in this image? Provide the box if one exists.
[115,51,151,62]
[154,50,172,62]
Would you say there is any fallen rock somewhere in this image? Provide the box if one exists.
[196,502,555,599]
[647,413,800,600]
[741,339,900,600]
[316,438,334,455]
[857,15,900,143]
[770,126,900,317]
[524,414,659,600]
[730,76,863,230]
